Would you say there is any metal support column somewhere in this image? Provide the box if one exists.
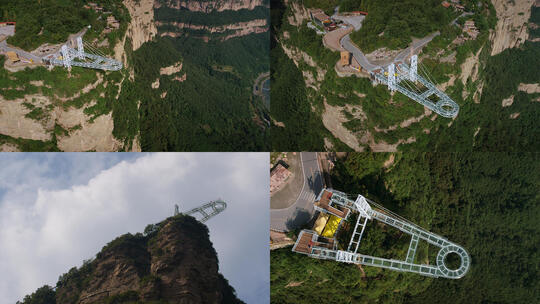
[406,234,419,263]
[410,55,417,82]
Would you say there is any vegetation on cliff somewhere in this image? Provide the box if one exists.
[349,0,455,52]
[270,0,354,151]
[116,0,270,151]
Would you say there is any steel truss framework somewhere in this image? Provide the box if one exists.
[296,189,470,279]
[371,55,459,118]
[45,37,122,71]
[184,199,227,223]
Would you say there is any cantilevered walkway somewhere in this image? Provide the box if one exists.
[336,13,459,118]
[293,189,470,279]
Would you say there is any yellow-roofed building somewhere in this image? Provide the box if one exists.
[321,215,341,238]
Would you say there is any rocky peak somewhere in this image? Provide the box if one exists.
[50,215,244,304]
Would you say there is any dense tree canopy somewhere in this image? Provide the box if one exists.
[350,0,455,52]
[16,285,56,304]
[0,0,129,51]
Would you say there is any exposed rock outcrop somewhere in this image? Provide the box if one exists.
[56,111,122,152]
[460,47,483,86]
[155,0,269,41]
[287,1,310,26]
[321,101,363,151]
[0,94,52,141]
[158,19,268,41]
[124,0,157,51]
[490,0,535,56]
[160,61,183,75]
[280,43,327,89]
[518,82,540,93]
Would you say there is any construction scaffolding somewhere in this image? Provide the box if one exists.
[293,188,470,279]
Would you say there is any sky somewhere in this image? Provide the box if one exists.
[0,153,269,304]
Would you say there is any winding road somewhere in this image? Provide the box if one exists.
[270,152,324,232]
[341,34,379,71]
[333,11,440,72]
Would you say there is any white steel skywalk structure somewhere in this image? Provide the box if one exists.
[371,55,459,118]
[292,189,470,279]
[176,199,227,223]
[43,36,122,71]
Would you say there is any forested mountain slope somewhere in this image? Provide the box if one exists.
[271,0,539,151]
[124,0,270,151]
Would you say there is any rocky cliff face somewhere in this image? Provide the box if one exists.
[158,19,268,41]
[54,215,243,304]
[156,0,265,12]
[124,0,158,50]
[155,0,269,41]
[490,0,535,55]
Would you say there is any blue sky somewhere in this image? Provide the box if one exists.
[0,153,269,304]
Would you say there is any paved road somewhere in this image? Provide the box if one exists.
[334,10,439,71]
[270,152,324,232]
[341,34,380,71]
[253,72,270,96]
[331,11,380,71]
[0,40,42,63]
[332,15,365,31]
[0,25,15,37]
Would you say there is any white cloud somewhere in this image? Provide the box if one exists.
[0,153,269,304]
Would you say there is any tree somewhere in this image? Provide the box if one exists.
[16,285,56,304]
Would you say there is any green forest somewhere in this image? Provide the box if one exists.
[114,2,271,151]
[349,0,456,52]
[122,34,270,151]
[270,39,326,150]
[271,152,540,303]
[0,0,129,52]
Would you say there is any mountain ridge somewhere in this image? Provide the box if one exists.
[18,215,244,304]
